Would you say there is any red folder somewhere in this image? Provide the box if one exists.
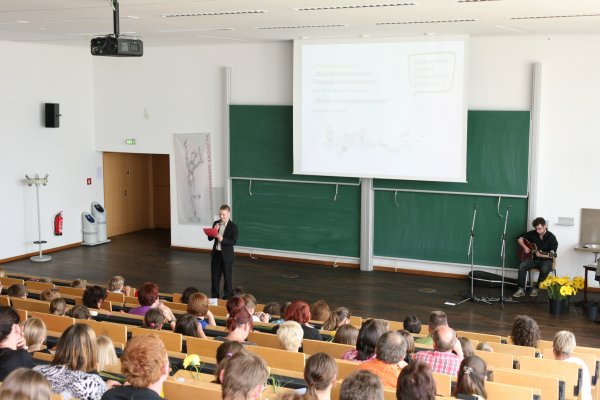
[203,227,218,237]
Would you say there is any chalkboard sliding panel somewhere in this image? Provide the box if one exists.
[231,179,361,258]
[373,191,528,268]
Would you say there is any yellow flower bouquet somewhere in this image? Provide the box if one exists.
[183,354,202,380]
[539,275,585,300]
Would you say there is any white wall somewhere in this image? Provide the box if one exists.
[0,41,102,260]
[92,42,293,249]
[91,36,600,285]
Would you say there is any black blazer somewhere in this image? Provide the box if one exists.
[208,220,238,262]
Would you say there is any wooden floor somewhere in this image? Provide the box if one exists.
[4,229,600,347]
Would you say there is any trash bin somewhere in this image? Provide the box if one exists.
[586,302,598,321]
[81,212,98,246]
[91,202,107,242]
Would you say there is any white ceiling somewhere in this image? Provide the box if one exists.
[2,0,600,47]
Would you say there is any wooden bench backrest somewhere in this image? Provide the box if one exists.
[0,296,10,307]
[163,380,222,400]
[185,337,221,359]
[10,297,50,313]
[131,327,182,352]
[493,367,563,400]
[15,309,27,322]
[432,372,452,396]
[105,291,125,305]
[124,296,140,305]
[31,312,75,332]
[474,349,514,370]
[79,319,128,345]
[33,351,54,363]
[542,349,597,383]
[246,345,305,371]
[485,381,536,400]
[456,330,503,343]
[209,305,228,318]
[24,281,55,291]
[518,356,581,399]
[302,338,354,359]
[487,342,536,357]
[0,277,25,287]
[386,320,427,335]
[335,359,360,380]
[163,301,187,312]
[349,316,362,327]
[172,293,182,303]
[58,287,85,297]
[247,331,283,350]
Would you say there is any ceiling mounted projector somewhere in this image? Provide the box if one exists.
[90,0,143,57]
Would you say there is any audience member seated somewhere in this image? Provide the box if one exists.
[71,279,87,289]
[97,335,120,372]
[50,298,67,316]
[272,301,323,341]
[397,330,415,363]
[358,331,407,388]
[68,305,92,320]
[458,336,475,357]
[216,307,256,345]
[244,293,270,323]
[412,326,463,376]
[107,275,131,296]
[7,283,27,299]
[35,324,119,399]
[310,300,331,322]
[302,352,338,400]
[511,315,540,348]
[180,286,199,304]
[263,302,281,317]
[143,308,165,330]
[101,335,169,400]
[322,307,351,331]
[175,314,205,338]
[232,286,246,297]
[129,282,176,330]
[214,341,247,384]
[21,317,47,353]
[221,351,269,400]
[396,361,436,400]
[0,266,5,277]
[40,288,61,302]
[553,330,592,400]
[340,370,384,400]
[334,324,359,346]
[0,306,34,380]
[187,292,217,332]
[0,368,52,400]
[402,316,422,335]
[453,355,487,400]
[342,318,389,362]
[83,285,108,314]
[276,320,304,352]
[414,311,447,345]
[226,295,246,315]
[476,342,493,352]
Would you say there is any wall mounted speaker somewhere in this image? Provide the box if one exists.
[45,103,60,128]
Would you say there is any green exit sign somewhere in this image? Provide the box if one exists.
[125,138,136,145]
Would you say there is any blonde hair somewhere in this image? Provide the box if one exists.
[52,324,97,372]
[0,368,52,400]
[40,288,61,302]
[21,317,47,352]
[0,267,6,278]
[277,320,304,352]
[553,330,576,356]
[108,276,125,292]
[121,335,168,388]
[49,298,67,316]
[96,335,119,371]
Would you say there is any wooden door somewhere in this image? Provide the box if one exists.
[103,152,127,236]
[152,154,171,229]
[125,153,150,233]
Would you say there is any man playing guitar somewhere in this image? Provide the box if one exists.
[513,217,558,298]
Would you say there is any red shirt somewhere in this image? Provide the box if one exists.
[412,350,463,376]
[358,359,402,388]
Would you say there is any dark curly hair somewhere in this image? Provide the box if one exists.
[511,315,540,347]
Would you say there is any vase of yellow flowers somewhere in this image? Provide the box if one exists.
[539,275,585,315]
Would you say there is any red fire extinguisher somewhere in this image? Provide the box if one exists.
[54,212,63,236]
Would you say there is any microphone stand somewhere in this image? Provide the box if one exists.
[457,206,490,306]
[489,204,518,308]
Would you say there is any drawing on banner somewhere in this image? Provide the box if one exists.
[174,133,214,225]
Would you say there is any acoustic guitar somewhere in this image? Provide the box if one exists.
[517,238,557,262]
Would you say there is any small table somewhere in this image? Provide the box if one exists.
[583,264,598,304]
[575,246,600,304]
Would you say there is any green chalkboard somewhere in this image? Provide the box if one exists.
[230,105,358,184]
[232,180,360,257]
[374,111,530,196]
[374,192,528,268]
